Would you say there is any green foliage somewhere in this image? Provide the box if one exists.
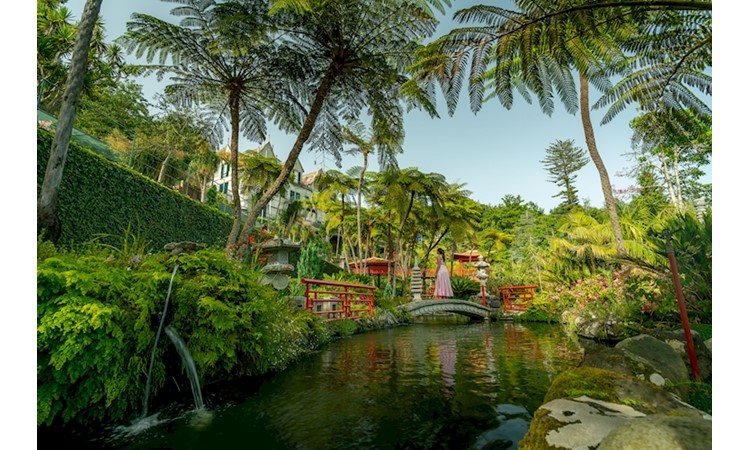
[297,239,325,280]
[37,253,158,426]
[684,380,712,415]
[327,319,358,337]
[691,323,712,340]
[450,276,480,300]
[516,301,559,323]
[38,232,59,261]
[37,247,330,428]
[37,129,233,252]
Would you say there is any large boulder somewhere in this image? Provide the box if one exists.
[598,414,712,450]
[651,329,712,380]
[614,334,689,396]
[565,312,637,341]
[519,366,710,450]
[520,331,711,450]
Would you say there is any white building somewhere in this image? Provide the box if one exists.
[213,141,324,228]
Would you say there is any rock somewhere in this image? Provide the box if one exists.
[533,396,646,450]
[520,336,711,450]
[598,414,711,450]
[651,329,711,380]
[615,334,689,395]
[164,241,207,256]
[569,313,636,341]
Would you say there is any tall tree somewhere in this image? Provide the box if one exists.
[234,0,447,258]
[38,0,104,242]
[410,0,711,257]
[339,118,401,273]
[541,139,589,209]
[120,0,301,248]
[316,169,357,267]
[629,109,712,210]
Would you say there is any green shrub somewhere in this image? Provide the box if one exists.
[37,247,329,428]
[328,319,358,337]
[450,276,480,299]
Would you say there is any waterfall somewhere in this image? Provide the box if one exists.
[165,325,204,410]
[141,264,179,418]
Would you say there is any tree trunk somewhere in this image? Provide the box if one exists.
[37,0,103,242]
[234,63,339,258]
[579,74,626,256]
[356,150,368,273]
[157,153,170,184]
[226,90,243,247]
[659,153,678,206]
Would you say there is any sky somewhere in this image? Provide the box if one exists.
[58,0,713,213]
[7,1,744,446]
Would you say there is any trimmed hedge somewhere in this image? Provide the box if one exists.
[37,130,233,251]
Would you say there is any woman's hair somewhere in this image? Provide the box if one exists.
[437,248,445,256]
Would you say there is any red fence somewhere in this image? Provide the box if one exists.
[301,278,375,321]
[498,285,536,312]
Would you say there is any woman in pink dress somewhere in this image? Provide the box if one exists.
[434,248,453,299]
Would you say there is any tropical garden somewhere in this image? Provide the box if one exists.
[37,0,711,432]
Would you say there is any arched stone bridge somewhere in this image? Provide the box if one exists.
[397,299,492,320]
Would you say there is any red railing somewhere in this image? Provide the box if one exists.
[498,285,536,312]
[301,278,375,321]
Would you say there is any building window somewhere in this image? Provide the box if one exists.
[290,191,301,201]
[219,182,229,194]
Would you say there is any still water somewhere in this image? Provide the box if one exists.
[104,319,582,449]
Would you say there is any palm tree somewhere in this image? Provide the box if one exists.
[417,182,482,268]
[234,0,448,258]
[189,144,221,202]
[410,0,711,257]
[38,0,104,242]
[316,169,358,267]
[239,150,287,225]
[339,118,401,273]
[119,0,300,248]
[390,168,449,291]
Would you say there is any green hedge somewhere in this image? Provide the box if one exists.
[37,129,233,251]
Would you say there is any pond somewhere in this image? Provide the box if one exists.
[45,318,583,449]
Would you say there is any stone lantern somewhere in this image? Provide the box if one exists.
[256,236,300,290]
[474,255,490,307]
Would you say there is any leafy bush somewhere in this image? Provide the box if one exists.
[450,276,480,299]
[297,239,325,280]
[37,248,329,428]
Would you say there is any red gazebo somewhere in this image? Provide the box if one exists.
[348,257,394,287]
[450,250,483,277]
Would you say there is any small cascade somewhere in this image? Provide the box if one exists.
[141,264,179,418]
[165,325,204,410]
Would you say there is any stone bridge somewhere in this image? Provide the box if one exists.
[397,299,492,320]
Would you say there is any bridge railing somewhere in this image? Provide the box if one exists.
[301,278,375,321]
[498,285,536,312]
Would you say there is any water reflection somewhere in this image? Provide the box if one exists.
[99,320,583,450]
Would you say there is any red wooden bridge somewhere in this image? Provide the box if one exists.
[498,285,536,313]
[301,278,375,321]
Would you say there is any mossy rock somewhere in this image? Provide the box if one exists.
[544,366,627,404]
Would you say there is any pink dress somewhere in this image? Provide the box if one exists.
[434,254,453,298]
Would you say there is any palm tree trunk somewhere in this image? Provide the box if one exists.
[226,90,243,247]
[356,151,368,274]
[37,0,103,242]
[234,63,339,258]
[579,74,626,256]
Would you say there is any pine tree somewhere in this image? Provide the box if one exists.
[541,139,589,209]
